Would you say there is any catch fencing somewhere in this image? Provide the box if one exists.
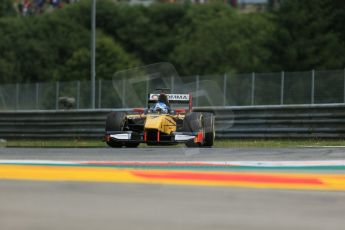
[1,69,345,110]
[1,104,345,139]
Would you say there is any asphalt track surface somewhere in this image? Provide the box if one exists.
[1,147,345,230]
[1,146,345,161]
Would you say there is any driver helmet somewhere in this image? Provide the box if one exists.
[153,102,168,114]
[158,93,169,104]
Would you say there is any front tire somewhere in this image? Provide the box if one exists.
[183,112,203,147]
[107,140,123,148]
[124,142,140,148]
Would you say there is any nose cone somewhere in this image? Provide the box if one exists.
[145,115,163,130]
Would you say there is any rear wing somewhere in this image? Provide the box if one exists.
[148,93,192,112]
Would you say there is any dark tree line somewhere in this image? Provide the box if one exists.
[0,0,344,84]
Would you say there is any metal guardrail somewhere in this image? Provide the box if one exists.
[1,104,345,139]
[195,104,345,138]
[0,109,127,139]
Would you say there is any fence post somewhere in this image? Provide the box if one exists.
[311,69,315,104]
[223,73,227,106]
[171,76,174,93]
[76,81,80,109]
[15,83,19,110]
[251,72,255,105]
[196,75,200,107]
[55,81,59,110]
[280,71,285,105]
[122,78,126,107]
[343,68,345,103]
[35,82,39,109]
[98,79,102,108]
[145,79,149,108]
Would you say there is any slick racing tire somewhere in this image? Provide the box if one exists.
[106,111,127,131]
[124,142,140,148]
[183,112,203,147]
[183,112,203,133]
[202,113,215,147]
[105,111,127,148]
[106,139,123,148]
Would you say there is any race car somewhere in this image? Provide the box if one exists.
[104,91,215,148]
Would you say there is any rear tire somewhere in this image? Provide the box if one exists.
[183,112,203,132]
[183,112,203,147]
[106,111,127,131]
[203,113,215,147]
[105,112,127,148]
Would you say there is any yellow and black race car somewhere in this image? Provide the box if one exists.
[104,92,215,148]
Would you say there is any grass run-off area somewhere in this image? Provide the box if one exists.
[1,139,345,148]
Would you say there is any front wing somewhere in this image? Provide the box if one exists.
[104,131,204,144]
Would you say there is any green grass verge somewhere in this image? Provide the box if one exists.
[215,139,345,148]
[1,139,345,148]
[1,139,105,148]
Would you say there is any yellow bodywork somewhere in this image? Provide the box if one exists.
[144,114,177,134]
